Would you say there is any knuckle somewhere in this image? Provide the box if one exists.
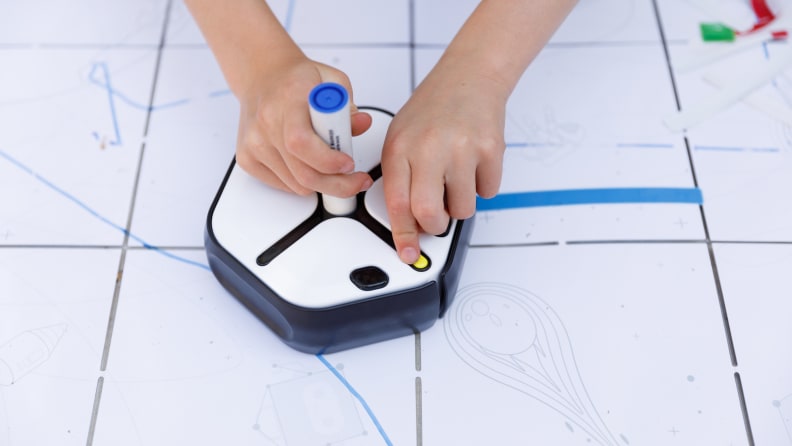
[450,201,476,220]
[478,135,505,158]
[387,193,412,215]
[335,73,352,89]
[412,202,433,221]
[291,166,319,189]
[412,202,440,227]
[235,148,256,171]
[293,186,314,196]
[477,169,503,199]
[477,188,498,199]
[383,132,413,157]
[254,104,275,127]
[284,130,311,155]
[326,177,360,198]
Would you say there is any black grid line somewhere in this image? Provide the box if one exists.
[735,372,757,446]
[87,0,174,444]
[651,0,753,444]
[0,1,784,444]
[98,0,173,372]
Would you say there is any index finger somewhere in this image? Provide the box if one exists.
[382,155,421,264]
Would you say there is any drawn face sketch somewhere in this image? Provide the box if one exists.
[253,367,367,445]
[445,283,620,446]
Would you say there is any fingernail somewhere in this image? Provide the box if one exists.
[400,247,419,264]
[360,177,373,191]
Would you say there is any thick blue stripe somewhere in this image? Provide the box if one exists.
[476,187,703,211]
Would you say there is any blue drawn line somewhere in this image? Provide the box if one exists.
[616,142,674,149]
[88,62,192,147]
[316,354,393,446]
[262,4,393,439]
[89,62,122,146]
[89,62,192,112]
[3,146,393,442]
[208,89,232,98]
[0,148,210,271]
[63,48,391,443]
[694,145,780,153]
[694,145,745,152]
[476,187,703,211]
[508,142,674,149]
[506,142,560,148]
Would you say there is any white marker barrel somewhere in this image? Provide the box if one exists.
[309,82,356,216]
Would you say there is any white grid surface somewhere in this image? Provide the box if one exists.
[1,1,790,445]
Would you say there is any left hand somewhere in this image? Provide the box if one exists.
[381,61,509,264]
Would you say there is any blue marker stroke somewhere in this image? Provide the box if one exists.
[208,88,232,98]
[694,145,780,153]
[316,354,393,446]
[0,148,210,271]
[88,62,192,113]
[88,61,191,147]
[2,147,395,442]
[505,142,563,148]
[476,187,703,211]
[507,142,674,150]
[89,62,123,146]
[616,142,674,149]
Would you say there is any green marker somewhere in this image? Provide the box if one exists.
[700,23,736,42]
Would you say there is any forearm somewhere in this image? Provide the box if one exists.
[435,0,577,98]
[185,0,304,96]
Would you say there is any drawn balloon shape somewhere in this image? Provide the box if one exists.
[445,283,621,446]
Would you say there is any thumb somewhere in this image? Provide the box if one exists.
[351,110,372,136]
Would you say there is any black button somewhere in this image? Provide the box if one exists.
[350,266,389,291]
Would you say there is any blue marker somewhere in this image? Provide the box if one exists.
[309,82,356,215]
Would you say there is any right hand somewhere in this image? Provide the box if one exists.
[234,57,373,196]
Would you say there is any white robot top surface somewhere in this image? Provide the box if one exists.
[209,108,459,309]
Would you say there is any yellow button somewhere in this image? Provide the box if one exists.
[412,254,429,270]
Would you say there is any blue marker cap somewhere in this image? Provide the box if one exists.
[309,82,349,113]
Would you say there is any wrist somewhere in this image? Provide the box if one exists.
[433,46,515,101]
[230,46,306,99]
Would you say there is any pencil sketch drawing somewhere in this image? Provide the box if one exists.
[445,283,622,445]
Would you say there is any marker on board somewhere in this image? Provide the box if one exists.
[308,82,357,216]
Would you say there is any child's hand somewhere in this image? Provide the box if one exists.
[382,61,508,264]
[235,58,373,197]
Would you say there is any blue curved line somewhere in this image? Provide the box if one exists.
[89,62,122,145]
[616,142,674,149]
[0,149,210,271]
[477,187,703,211]
[208,89,232,98]
[2,147,395,442]
[88,62,192,112]
[316,354,393,446]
